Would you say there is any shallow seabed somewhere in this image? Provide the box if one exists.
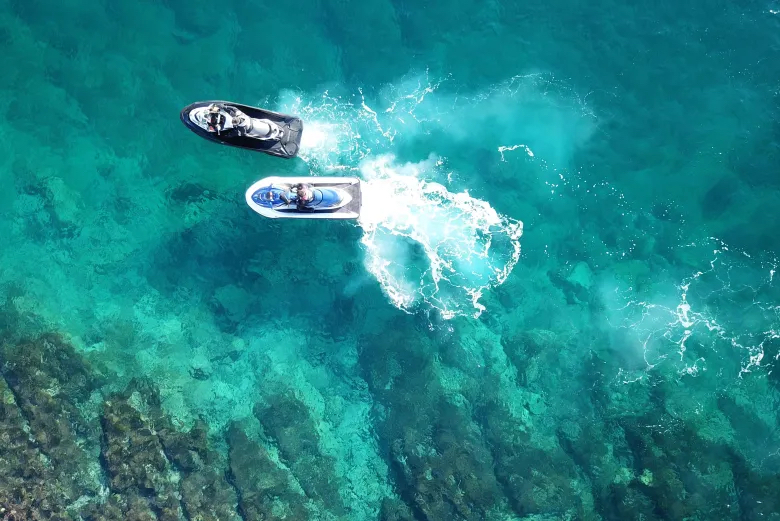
[1,0,779,519]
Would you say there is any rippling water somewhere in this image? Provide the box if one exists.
[0,0,779,519]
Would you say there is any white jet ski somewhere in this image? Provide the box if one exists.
[245,176,362,220]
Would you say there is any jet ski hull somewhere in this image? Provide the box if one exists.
[180,100,303,159]
[245,177,362,220]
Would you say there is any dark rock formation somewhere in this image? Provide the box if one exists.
[0,372,75,521]
[226,423,308,521]
[3,318,780,521]
[1,333,103,515]
[359,319,512,521]
[0,333,240,521]
[254,392,346,516]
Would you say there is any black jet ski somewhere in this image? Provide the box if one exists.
[180,100,303,159]
[245,176,362,220]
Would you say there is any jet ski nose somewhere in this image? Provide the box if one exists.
[190,107,211,128]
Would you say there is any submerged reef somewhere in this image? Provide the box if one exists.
[0,332,301,521]
[1,318,780,520]
[0,333,241,521]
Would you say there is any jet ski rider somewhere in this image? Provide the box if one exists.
[205,104,234,134]
[294,183,315,210]
[268,183,315,209]
[204,103,282,140]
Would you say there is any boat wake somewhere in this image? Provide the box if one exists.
[272,72,590,318]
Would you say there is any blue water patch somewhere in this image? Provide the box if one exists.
[0,0,779,519]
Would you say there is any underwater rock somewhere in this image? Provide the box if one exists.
[547,266,592,305]
[566,261,594,290]
[188,353,213,382]
[0,374,75,521]
[555,417,659,520]
[43,176,84,227]
[212,284,253,324]
[226,423,308,521]
[500,328,572,387]
[158,415,241,521]
[79,493,158,521]
[378,497,415,521]
[100,393,184,520]
[97,379,241,521]
[617,408,751,520]
[0,333,243,521]
[478,396,594,519]
[179,465,242,521]
[253,393,347,516]
[391,398,506,521]
[3,311,780,521]
[0,333,104,502]
[359,322,514,520]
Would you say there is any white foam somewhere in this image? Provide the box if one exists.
[605,239,780,381]
[498,143,535,161]
[274,75,526,318]
[357,155,523,319]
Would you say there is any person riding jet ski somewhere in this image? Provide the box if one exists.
[203,103,284,141]
[245,176,362,220]
[294,183,315,210]
[274,182,314,209]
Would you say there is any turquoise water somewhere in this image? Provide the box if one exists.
[1,0,780,519]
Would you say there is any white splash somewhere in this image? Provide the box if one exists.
[357,155,523,319]
[498,143,535,161]
[298,121,343,159]
[276,76,439,170]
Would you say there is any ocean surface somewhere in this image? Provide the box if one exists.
[1,0,779,519]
